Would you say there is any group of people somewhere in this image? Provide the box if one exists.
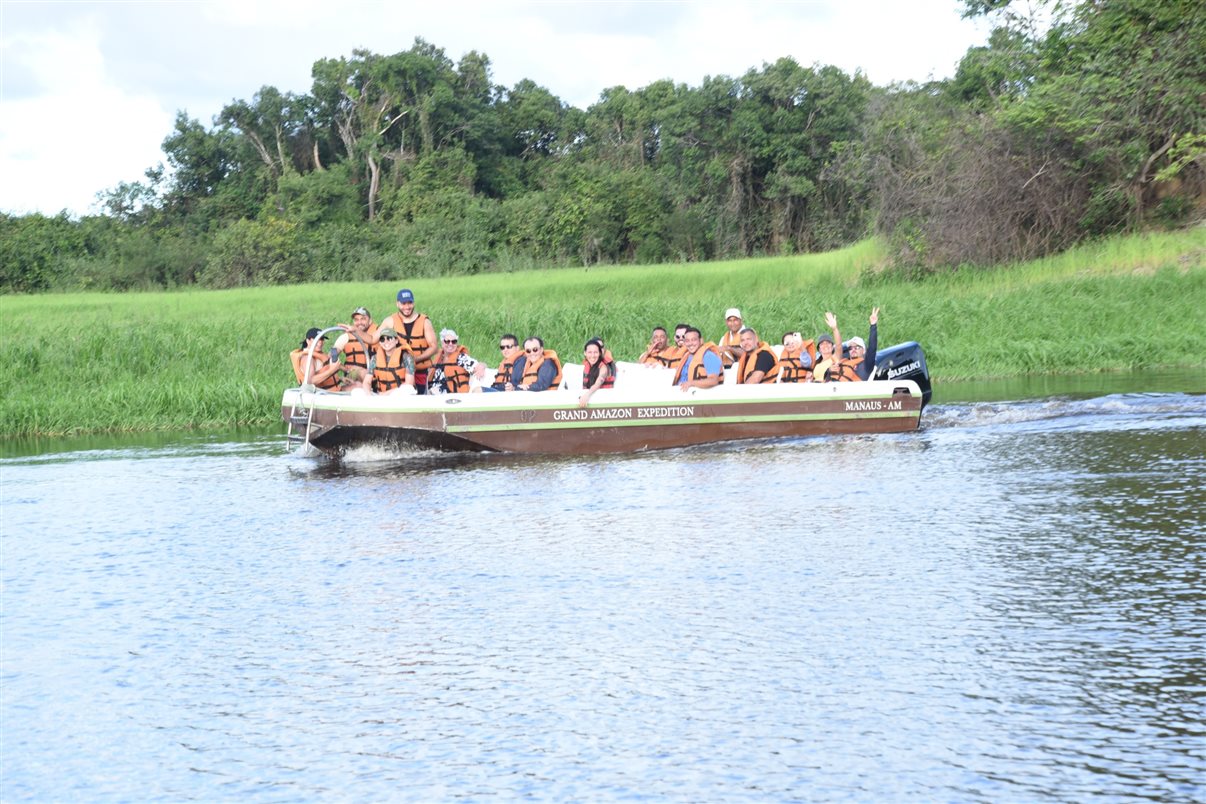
[635,306,879,390]
[289,289,581,401]
[290,289,881,406]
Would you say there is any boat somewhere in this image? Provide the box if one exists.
[282,337,932,456]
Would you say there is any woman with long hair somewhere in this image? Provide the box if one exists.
[578,337,614,408]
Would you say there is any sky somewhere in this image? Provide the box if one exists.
[0,0,989,217]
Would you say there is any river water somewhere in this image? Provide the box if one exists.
[2,371,1203,801]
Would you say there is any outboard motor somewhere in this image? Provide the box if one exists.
[873,341,932,409]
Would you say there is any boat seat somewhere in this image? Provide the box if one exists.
[560,363,583,391]
[560,361,674,391]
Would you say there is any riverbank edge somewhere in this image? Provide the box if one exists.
[2,229,1203,438]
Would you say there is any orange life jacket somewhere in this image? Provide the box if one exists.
[383,312,434,374]
[831,357,865,382]
[718,330,742,367]
[290,348,340,390]
[777,341,816,383]
[583,357,616,390]
[639,348,667,367]
[431,346,472,394]
[737,341,780,384]
[342,324,377,371]
[492,354,520,389]
[674,342,723,386]
[658,345,687,374]
[520,349,563,391]
[372,345,410,392]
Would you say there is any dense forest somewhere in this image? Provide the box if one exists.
[2,0,1202,292]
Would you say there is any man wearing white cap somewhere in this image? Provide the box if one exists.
[718,307,744,368]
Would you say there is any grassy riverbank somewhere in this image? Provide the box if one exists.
[2,228,1202,437]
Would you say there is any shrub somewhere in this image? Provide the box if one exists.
[198,218,309,287]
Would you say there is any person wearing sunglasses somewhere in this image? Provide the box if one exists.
[507,337,563,392]
[657,323,690,375]
[480,334,522,392]
[822,307,879,382]
[777,331,815,383]
[371,328,416,395]
[428,328,477,394]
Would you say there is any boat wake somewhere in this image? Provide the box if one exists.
[338,442,450,463]
[924,392,1204,434]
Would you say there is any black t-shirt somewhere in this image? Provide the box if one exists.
[752,350,777,374]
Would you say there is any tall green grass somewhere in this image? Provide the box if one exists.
[1,229,1202,437]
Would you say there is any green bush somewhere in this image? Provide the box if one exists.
[198,218,309,287]
[0,213,87,292]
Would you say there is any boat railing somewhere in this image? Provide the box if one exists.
[286,324,360,453]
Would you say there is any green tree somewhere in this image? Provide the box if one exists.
[160,112,239,219]
[217,86,306,185]
[971,0,1206,228]
[871,0,1205,269]
[0,213,87,291]
[198,218,307,287]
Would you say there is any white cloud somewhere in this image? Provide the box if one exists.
[0,0,988,217]
[0,23,173,216]
[199,0,331,28]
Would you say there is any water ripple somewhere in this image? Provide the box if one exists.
[2,393,1203,800]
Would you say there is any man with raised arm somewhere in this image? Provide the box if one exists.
[637,326,671,366]
[332,306,378,375]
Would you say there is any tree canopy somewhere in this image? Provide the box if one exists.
[4,0,1202,292]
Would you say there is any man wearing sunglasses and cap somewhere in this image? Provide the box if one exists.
[817,307,879,382]
[371,328,415,395]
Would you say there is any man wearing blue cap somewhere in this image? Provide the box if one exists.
[380,288,438,393]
